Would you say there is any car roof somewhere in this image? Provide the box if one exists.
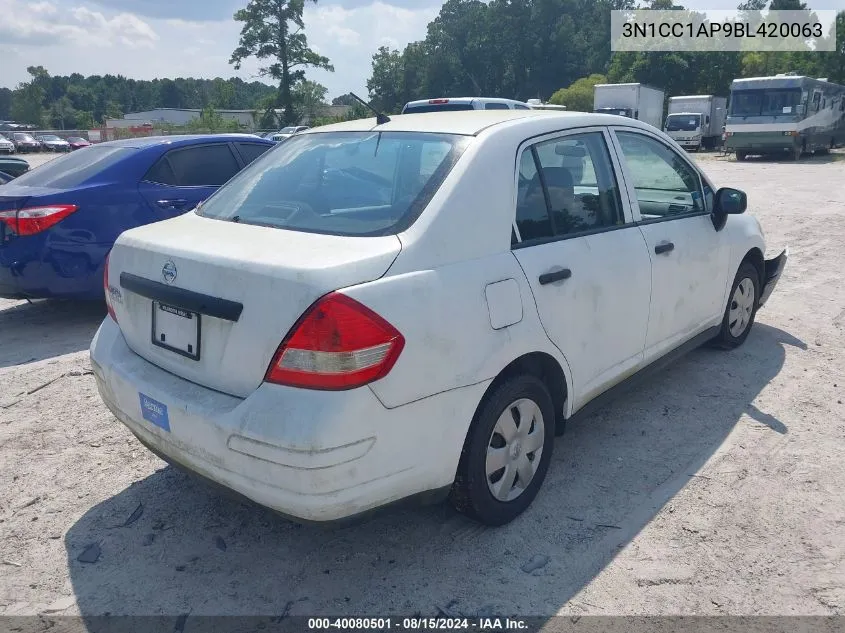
[304,110,654,137]
[93,134,274,150]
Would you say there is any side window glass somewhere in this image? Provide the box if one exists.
[144,156,177,185]
[236,142,271,166]
[532,132,623,237]
[485,102,510,110]
[514,150,554,243]
[166,144,241,187]
[615,131,704,219]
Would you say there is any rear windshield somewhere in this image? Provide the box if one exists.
[11,146,132,188]
[402,103,475,113]
[196,131,471,236]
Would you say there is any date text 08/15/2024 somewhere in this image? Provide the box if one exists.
[307,618,529,631]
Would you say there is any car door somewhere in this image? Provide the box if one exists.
[511,128,652,410]
[138,142,243,221]
[609,128,729,362]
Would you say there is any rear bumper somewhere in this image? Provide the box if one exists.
[759,248,788,308]
[89,318,486,522]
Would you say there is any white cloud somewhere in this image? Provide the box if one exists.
[0,0,436,100]
[0,0,158,49]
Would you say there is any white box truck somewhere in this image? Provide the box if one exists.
[664,95,728,151]
[593,83,665,129]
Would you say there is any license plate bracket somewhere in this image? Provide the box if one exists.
[151,301,201,360]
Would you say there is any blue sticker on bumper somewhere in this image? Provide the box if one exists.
[139,393,170,432]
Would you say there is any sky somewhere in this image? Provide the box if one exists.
[1,0,842,101]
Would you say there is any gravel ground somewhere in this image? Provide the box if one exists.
[0,150,843,620]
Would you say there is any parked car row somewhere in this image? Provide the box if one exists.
[0,132,92,154]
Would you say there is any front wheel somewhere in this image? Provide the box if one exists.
[712,262,760,349]
[450,375,555,526]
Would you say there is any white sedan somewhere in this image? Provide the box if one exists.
[90,110,787,526]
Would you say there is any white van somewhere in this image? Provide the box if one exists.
[401,97,533,113]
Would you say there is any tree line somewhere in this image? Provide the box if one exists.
[3,0,843,129]
[365,0,845,114]
[0,67,280,129]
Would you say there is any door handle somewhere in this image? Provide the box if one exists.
[156,199,189,209]
[654,242,675,255]
[539,268,572,285]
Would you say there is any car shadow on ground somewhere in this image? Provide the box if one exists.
[0,299,105,369]
[63,323,804,624]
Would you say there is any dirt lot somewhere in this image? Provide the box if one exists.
[1,150,844,621]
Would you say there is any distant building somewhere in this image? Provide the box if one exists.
[106,108,258,130]
[106,104,353,132]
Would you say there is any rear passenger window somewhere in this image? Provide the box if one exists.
[236,142,271,166]
[144,157,177,185]
[485,103,510,110]
[514,132,623,244]
[166,144,241,187]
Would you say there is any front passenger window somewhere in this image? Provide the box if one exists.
[615,132,705,219]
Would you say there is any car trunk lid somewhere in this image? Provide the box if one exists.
[109,212,401,398]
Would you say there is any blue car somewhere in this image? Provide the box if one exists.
[0,134,274,300]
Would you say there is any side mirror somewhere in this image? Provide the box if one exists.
[714,187,747,215]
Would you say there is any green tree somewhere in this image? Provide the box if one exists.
[293,80,328,121]
[104,100,123,120]
[230,0,334,125]
[331,93,357,106]
[549,74,607,111]
[48,96,77,130]
[367,47,406,113]
[0,87,12,120]
[768,0,807,9]
[10,66,49,126]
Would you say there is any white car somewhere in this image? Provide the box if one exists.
[91,110,787,526]
[402,97,533,113]
[267,126,310,142]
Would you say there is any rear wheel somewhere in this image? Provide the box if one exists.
[736,150,747,161]
[450,375,555,526]
[712,262,760,349]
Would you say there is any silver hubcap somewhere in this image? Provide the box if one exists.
[729,277,755,337]
[486,398,545,502]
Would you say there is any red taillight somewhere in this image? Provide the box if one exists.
[104,252,118,322]
[265,293,405,390]
[0,204,78,236]
[429,99,449,104]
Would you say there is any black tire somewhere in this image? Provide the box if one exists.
[450,374,555,526]
[712,262,760,350]
[736,150,747,161]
